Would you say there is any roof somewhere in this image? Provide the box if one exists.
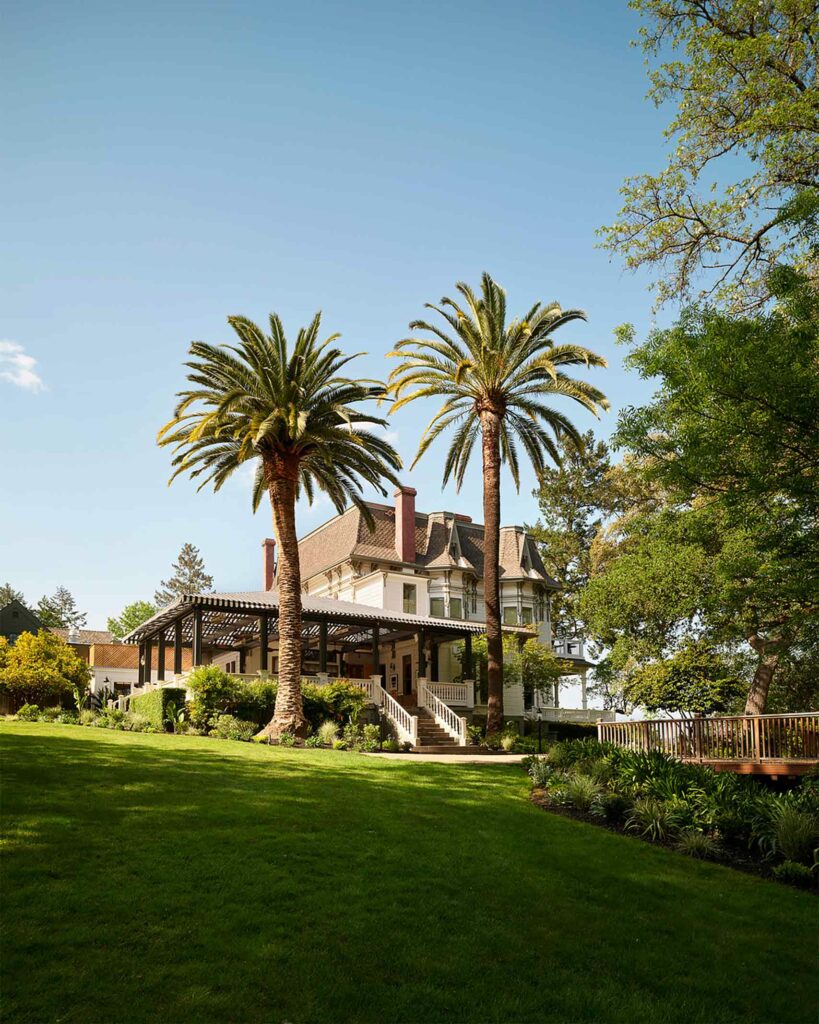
[296,503,559,587]
[52,628,115,645]
[122,589,533,645]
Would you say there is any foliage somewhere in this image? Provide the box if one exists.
[35,586,87,629]
[154,544,214,607]
[186,666,246,727]
[600,0,819,311]
[0,583,26,607]
[381,738,400,753]
[277,730,296,747]
[454,634,564,703]
[626,797,684,843]
[528,431,615,642]
[316,720,340,746]
[123,712,153,733]
[771,860,816,890]
[15,703,40,721]
[626,643,747,717]
[129,687,187,731]
[676,829,722,861]
[208,714,256,742]
[0,630,91,707]
[564,775,601,813]
[768,804,819,866]
[107,600,157,640]
[592,791,632,825]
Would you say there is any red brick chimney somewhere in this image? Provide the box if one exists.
[262,538,276,591]
[394,486,417,563]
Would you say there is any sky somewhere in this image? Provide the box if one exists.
[2,0,674,628]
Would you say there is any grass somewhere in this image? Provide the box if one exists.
[1,724,816,1024]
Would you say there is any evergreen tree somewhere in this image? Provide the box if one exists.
[36,586,87,629]
[154,543,214,607]
[0,584,26,608]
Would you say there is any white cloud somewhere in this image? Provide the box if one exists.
[0,341,44,392]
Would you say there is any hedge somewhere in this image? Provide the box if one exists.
[129,688,186,730]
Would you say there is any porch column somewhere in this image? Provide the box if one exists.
[337,650,343,677]
[319,621,328,673]
[463,633,472,678]
[580,669,588,711]
[417,629,426,678]
[192,607,203,667]
[371,625,380,682]
[430,642,439,683]
[259,614,269,673]
[137,642,146,685]
[239,647,247,674]
[173,619,183,675]
[156,632,166,682]
[144,639,153,685]
[554,680,560,708]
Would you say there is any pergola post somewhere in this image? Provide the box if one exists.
[156,632,166,682]
[259,614,269,673]
[144,639,153,685]
[319,621,328,674]
[239,647,247,674]
[463,633,472,678]
[417,629,426,679]
[138,642,146,685]
[430,641,439,683]
[173,619,183,675]
[192,607,203,667]
[371,625,380,682]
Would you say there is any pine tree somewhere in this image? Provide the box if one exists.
[0,583,26,608]
[154,543,214,607]
[36,586,87,629]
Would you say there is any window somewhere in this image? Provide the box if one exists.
[521,607,533,625]
[430,597,445,617]
[503,607,518,625]
[402,583,417,614]
[450,598,463,619]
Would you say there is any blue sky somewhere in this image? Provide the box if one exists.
[2,0,673,627]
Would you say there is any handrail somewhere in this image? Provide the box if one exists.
[427,682,473,708]
[419,682,469,746]
[598,713,819,763]
[379,687,418,747]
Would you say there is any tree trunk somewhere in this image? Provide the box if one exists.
[260,455,309,738]
[480,408,504,734]
[744,634,779,716]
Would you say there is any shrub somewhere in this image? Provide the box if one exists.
[0,630,90,707]
[15,704,40,721]
[278,731,296,747]
[332,739,347,750]
[467,724,483,745]
[39,707,62,722]
[79,709,98,726]
[99,708,126,729]
[676,829,721,860]
[625,797,683,843]
[123,712,152,733]
[208,714,256,742]
[564,775,601,813]
[770,804,819,866]
[593,791,632,825]
[527,757,551,787]
[500,733,517,752]
[382,738,400,752]
[186,667,245,727]
[772,860,815,890]
[305,734,323,748]
[129,688,187,731]
[55,711,78,725]
[316,720,339,746]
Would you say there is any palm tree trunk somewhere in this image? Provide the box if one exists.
[480,409,504,734]
[262,455,309,738]
[744,633,779,716]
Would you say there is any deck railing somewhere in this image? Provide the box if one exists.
[427,682,474,708]
[598,713,819,763]
[419,682,469,746]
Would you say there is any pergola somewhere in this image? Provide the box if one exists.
[122,590,519,685]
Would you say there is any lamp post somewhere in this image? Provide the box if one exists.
[537,707,543,754]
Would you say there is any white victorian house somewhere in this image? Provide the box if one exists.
[125,487,602,748]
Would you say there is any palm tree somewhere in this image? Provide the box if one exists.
[387,273,608,733]
[158,312,402,737]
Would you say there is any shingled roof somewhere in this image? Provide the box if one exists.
[296,502,558,587]
[52,627,115,645]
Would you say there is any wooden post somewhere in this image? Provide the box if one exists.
[144,639,153,685]
[371,625,380,682]
[192,607,203,667]
[430,641,438,683]
[752,715,762,763]
[693,715,703,762]
[417,629,427,679]
[173,619,183,675]
[259,614,269,673]
[319,621,328,674]
[156,632,166,682]
[239,647,247,674]
[137,642,146,685]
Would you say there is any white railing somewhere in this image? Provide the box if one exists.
[427,682,474,708]
[419,682,469,746]
[528,707,615,723]
[379,687,418,747]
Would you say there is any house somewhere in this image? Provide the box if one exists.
[51,627,193,697]
[0,600,44,644]
[124,487,606,747]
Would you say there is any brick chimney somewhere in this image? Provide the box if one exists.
[262,538,276,591]
[394,486,417,563]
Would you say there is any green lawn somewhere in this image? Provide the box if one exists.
[1,724,815,1024]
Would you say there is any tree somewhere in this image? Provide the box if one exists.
[600,0,819,311]
[0,630,90,707]
[36,586,87,630]
[388,273,608,733]
[158,311,401,737]
[625,642,747,718]
[527,431,614,642]
[0,584,26,608]
[107,600,157,640]
[154,544,213,607]
[610,268,818,712]
[454,633,565,709]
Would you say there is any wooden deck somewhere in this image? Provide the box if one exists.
[598,712,819,777]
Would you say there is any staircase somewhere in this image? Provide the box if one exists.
[411,708,464,751]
